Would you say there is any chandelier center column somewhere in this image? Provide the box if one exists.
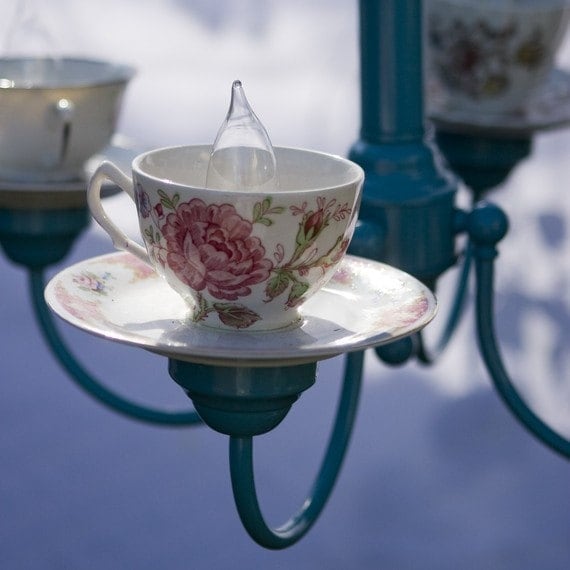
[349,0,459,288]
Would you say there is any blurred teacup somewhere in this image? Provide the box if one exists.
[426,0,570,114]
[87,145,363,331]
[0,57,134,182]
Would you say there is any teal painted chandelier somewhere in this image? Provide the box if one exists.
[0,0,568,550]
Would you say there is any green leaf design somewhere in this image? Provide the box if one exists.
[144,227,154,243]
[287,280,310,308]
[265,271,291,301]
[253,201,262,223]
[158,189,179,210]
[252,196,284,225]
[191,293,211,322]
[213,303,262,329]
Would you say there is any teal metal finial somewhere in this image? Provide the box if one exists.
[168,360,317,436]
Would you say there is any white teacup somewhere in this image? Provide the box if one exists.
[426,0,570,114]
[88,145,363,331]
[0,57,134,182]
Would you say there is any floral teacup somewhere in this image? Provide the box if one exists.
[426,0,570,114]
[87,145,363,331]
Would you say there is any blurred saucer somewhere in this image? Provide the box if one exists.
[428,68,570,137]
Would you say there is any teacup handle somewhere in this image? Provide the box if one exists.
[52,98,75,168]
[87,161,151,265]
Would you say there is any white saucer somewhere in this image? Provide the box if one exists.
[0,135,147,209]
[0,135,144,193]
[428,68,570,137]
[45,252,437,367]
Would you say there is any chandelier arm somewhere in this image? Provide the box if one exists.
[229,350,364,549]
[474,254,570,459]
[28,268,202,427]
[417,247,472,364]
[467,202,570,459]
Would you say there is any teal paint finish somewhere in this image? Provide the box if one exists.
[358,0,423,143]
[229,351,364,549]
[467,203,570,459]
[435,131,532,199]
[168,359,317,436]
[348,0,458,284]
[0,207,89,268]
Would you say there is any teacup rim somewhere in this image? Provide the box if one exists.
[0,56,136,90]
[130,144,365,194]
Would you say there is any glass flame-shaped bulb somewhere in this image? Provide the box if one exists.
[205,80,278,191]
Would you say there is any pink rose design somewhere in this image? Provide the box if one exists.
[303,208,325,241]
[161,198,273,301]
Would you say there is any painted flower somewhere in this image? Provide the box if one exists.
[452,38,481,75]
[161,198,273,300]
[73,271,110,294]
[516,34,546,69]
[294,198,329,249]
[303,209,325,242]
[151,202,165,227]
[136,184,152,219]
[153,203,164,220]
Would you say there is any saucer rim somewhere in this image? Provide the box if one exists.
[45,252,438,367]
[428,67,570,136]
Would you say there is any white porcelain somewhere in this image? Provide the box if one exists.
[83,135,147,182]
[426,0,570,114]
[44,251,437,367]
[88,145,364,332]
[428,68,570,135]
[0,57,134,182]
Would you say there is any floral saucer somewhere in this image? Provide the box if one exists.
[428,68,570,136]
[44,252,437,367]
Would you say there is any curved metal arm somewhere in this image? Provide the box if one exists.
[474,254,570,459]
[229,350,364,549]
[417,246,472,364]
[29,268,202,427]
[469,204,570,459]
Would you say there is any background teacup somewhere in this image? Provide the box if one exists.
[426,0,570,114]
[88,145,363,331]
[0,57,134,182]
